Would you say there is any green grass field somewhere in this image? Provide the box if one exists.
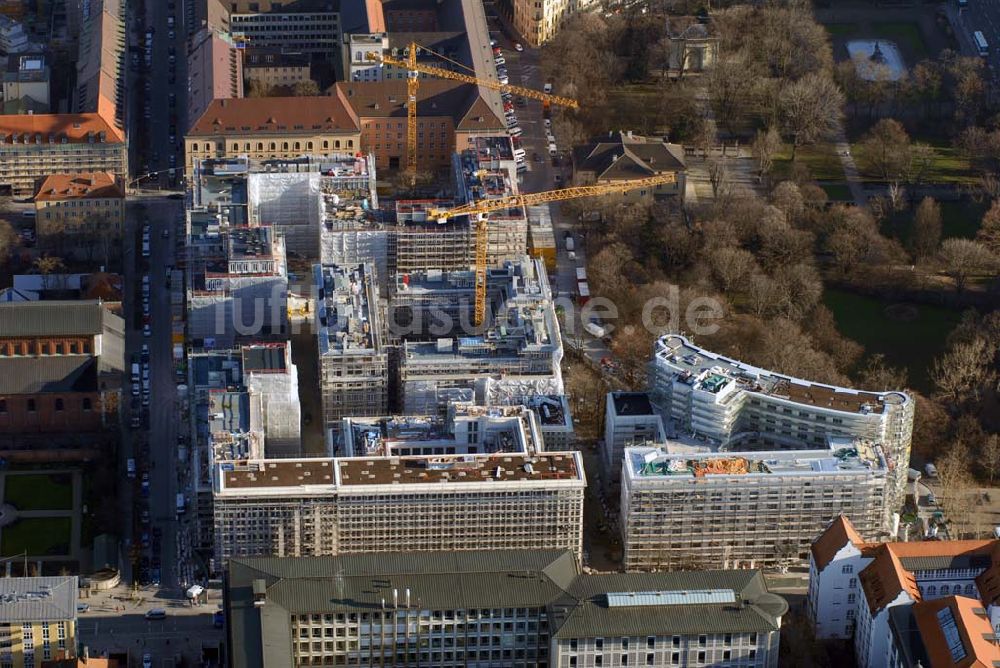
[3,473,73,512]
[821,183,854,201]
[939,199,986,239]
[773,143,846,182]
[823,288,961,392]
[604,84,666,136]
[1,517,72,557]
[825,23,860,38]
[871,21,929,60]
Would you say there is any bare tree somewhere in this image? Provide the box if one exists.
[33,255,66,290]
[932,336,997,405]
[912,197,942,260]
[291,80,320,96]
[977,200,1000,254]
[857,354,908,391]
[857,119,934,204]
[752,127,783,178]
[982,434,1000,485]
[779,72,845,160]
[770,181,804,222]
[708,247,757,292]
[708,158,731,200]
[0,220,16,261]
[939,238,998,293]
[936,440,973,516]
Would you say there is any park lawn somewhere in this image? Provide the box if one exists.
[3,473,73,511]
[1,517,72,557]
[772,142,846,182]
[824,23,860,38]
[848,142,976,186]
[604,84,665,136]
[822,288,961,392]
[821,183,854,201]
[871,21,929,60]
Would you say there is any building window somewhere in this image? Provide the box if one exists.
[647,654,655,666]
[842,565,853,574]
[27,399,36,412]
[0,399,5,413]
[697,651,706,664]
[82,398,92,411]
[940,585,949,595]
[849,578,857,589]
[847,593,856,604]
[595,639,603,650]
[269,142,276,150]
[192,143,199,151]
[257,143,264,151]
[698,635,706,647]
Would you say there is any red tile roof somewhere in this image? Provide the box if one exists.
[860,545,920,613]
[913,596,1000,668]
[187,91,359,137]
[811,515,865,573]
[0,111,124,143]
[35,172,124,201]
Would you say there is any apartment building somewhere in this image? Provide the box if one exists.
[506,0,600,46]
[226,550,786,668]
[0,113,126,196]
[808,516,1000,667]
[572,131,687,203]
[315,263,388,432]
[73,0,125,128]
[184,94,361,178]
[0,301,124,438]
[186,28,243,131]
[399,257,563,415]
[33,172,125,248]
[2,53,50,114]
[229,0,340,57]
[0,576,78,667]
[603,392,666,485]
[651,334,915,521]
[620,441,890,571]
[211,450,585,567]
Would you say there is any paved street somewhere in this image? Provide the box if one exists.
[77,584,222,666]
[951,1,1000,77]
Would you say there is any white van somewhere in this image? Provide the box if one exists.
[548,143,557,157]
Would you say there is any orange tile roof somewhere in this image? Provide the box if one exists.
[860,545,920,613]
[365,0,386,32]
[975,543,1000,606]
[913,596,1000,668]
[35,172,124,201]
[861,540,995,560]
[811,515,865,573]
[187,92,359,137]
[0,111,124,143]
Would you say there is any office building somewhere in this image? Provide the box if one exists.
[0,576,78,667]
[225,550,786,668]
[603,392,666,485]
[620,441,890,571]
[212,449,584,567]
[399,257,563,415]
[482,383,575,450]
[315,263,388,432]
[186,28,243,131]
[229,0,340,57]
[2,53,50,114]
[808,516,1000,667]
[184,95,361,178]
[0,112,126,196]
[243,48,310,90]
[0,15,32,54]
[651,334,914,522]
[33,172,125,248]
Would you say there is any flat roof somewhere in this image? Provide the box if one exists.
[627,441,888,481]
[655,334,909,414]
[314,263,383,356]
[338,452,581,486]
[0,576,77,623]
[220,458,336,490]
[612,392,655,416]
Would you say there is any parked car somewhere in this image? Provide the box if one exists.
[514,42,523,51]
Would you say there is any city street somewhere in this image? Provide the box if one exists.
[496,34,613,366]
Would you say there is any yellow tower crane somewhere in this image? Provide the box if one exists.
[428,173,679,326]
[366,43,579,174]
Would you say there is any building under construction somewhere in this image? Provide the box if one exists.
[315,263,388,436]
[620,439,890,571]
[397,257,563,415]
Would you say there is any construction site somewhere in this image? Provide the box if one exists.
[620,439,891,571]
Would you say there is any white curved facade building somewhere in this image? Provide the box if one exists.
[650,334,914,519]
